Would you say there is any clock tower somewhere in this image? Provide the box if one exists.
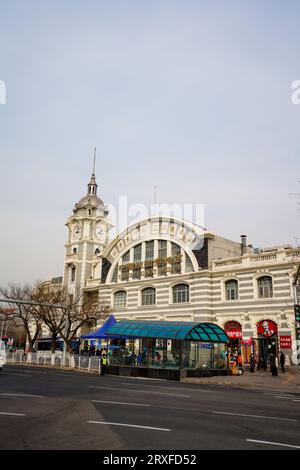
[63,169,112,293]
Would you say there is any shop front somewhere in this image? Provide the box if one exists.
[255,319,278,364]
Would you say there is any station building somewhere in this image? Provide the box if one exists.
[63,171,300,365]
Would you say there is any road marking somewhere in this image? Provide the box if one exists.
[57,374,78,377]
[88,386,190,398]
[212,411,297,422]
[92,400,151,407]
[0,412,26,416]
[4,373,33,377]
[273,395,295,399]
[0,393,45,398]
[6,368,48,375]
[292,400,300,402]
[88,420,170,432]
[120,382,214,393]
[264,393,294,398]
[246,439,300,449]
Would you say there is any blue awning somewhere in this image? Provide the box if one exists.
[81,315,117,339]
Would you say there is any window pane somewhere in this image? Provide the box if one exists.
[258,277,273,298]
[114,291,126,308]
[122,251,130,263]
[132,268,141,279]
[173,284,189,303]
[133,244,142,262]
[171,242,181,256]
[158,240,167,258]
[142,288,156,306]
[226,280,238,300]
[145,241,154,260]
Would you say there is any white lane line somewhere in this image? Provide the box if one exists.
[57,374,78,377]
[4,373,33,377]
[264,393,294,398]
[212,411,297,422]
[120,382,214,393]
[0,393,45,398]
[274,395,292,400]
[6,368,48,375]
[88,420,170,432]
[92,400,151,407]
[292,400,300,402]
[88,386,189,398]
[0,412,26,416]
[246,439,300,449]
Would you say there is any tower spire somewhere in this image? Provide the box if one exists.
[87,147,98,196]
[93,147,96,174]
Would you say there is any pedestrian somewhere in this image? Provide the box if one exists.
[274,354,279,376]
[237,353,243,375]
[280,351,285,373]
[270,354,278,376]
[261,358,267,371]
[137,352,143,366]
[100,354,108,376]
[250,354,255,373]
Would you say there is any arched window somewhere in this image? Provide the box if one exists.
[114,291,126,308]
[173,284,189,303]
[225,280,238,300]
[94,248,100,255]
[73,247,77,255]
[258,276,273,298]
[71,266,76,283]
[141,287,156,306]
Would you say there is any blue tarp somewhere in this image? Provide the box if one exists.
[81,315,117,339]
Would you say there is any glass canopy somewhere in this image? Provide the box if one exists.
[105,320,228,343]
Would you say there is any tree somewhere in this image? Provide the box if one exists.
[0,283,43,352]
[33,283,110,353]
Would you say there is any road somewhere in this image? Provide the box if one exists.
[0,364,300,450]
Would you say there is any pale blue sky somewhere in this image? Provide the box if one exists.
[0,1,300,285]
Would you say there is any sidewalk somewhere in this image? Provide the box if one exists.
[182,367,300,391]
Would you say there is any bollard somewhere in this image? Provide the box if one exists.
[88,357,91,372]
[98,359,101,375]
[79,355,81,369]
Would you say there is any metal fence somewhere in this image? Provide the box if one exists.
[6,351,101,374]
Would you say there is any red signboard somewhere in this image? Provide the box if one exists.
[257,320,278,337]
[224,321,242,339]
[280,336,292,349]
[226,331,242,338]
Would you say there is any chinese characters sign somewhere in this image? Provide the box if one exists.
[279,336,292,349]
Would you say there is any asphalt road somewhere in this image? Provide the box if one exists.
[0,364,300,450]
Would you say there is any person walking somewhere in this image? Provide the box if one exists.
[100,354,108,376]
[270,354,278,376]
[274,355,279,376]
[280,351,285,373]
[250,354,255,373]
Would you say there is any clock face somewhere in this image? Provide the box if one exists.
[95,223,105,241]
[72,224,80,240]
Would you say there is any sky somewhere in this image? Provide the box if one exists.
[0,0,300,285]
